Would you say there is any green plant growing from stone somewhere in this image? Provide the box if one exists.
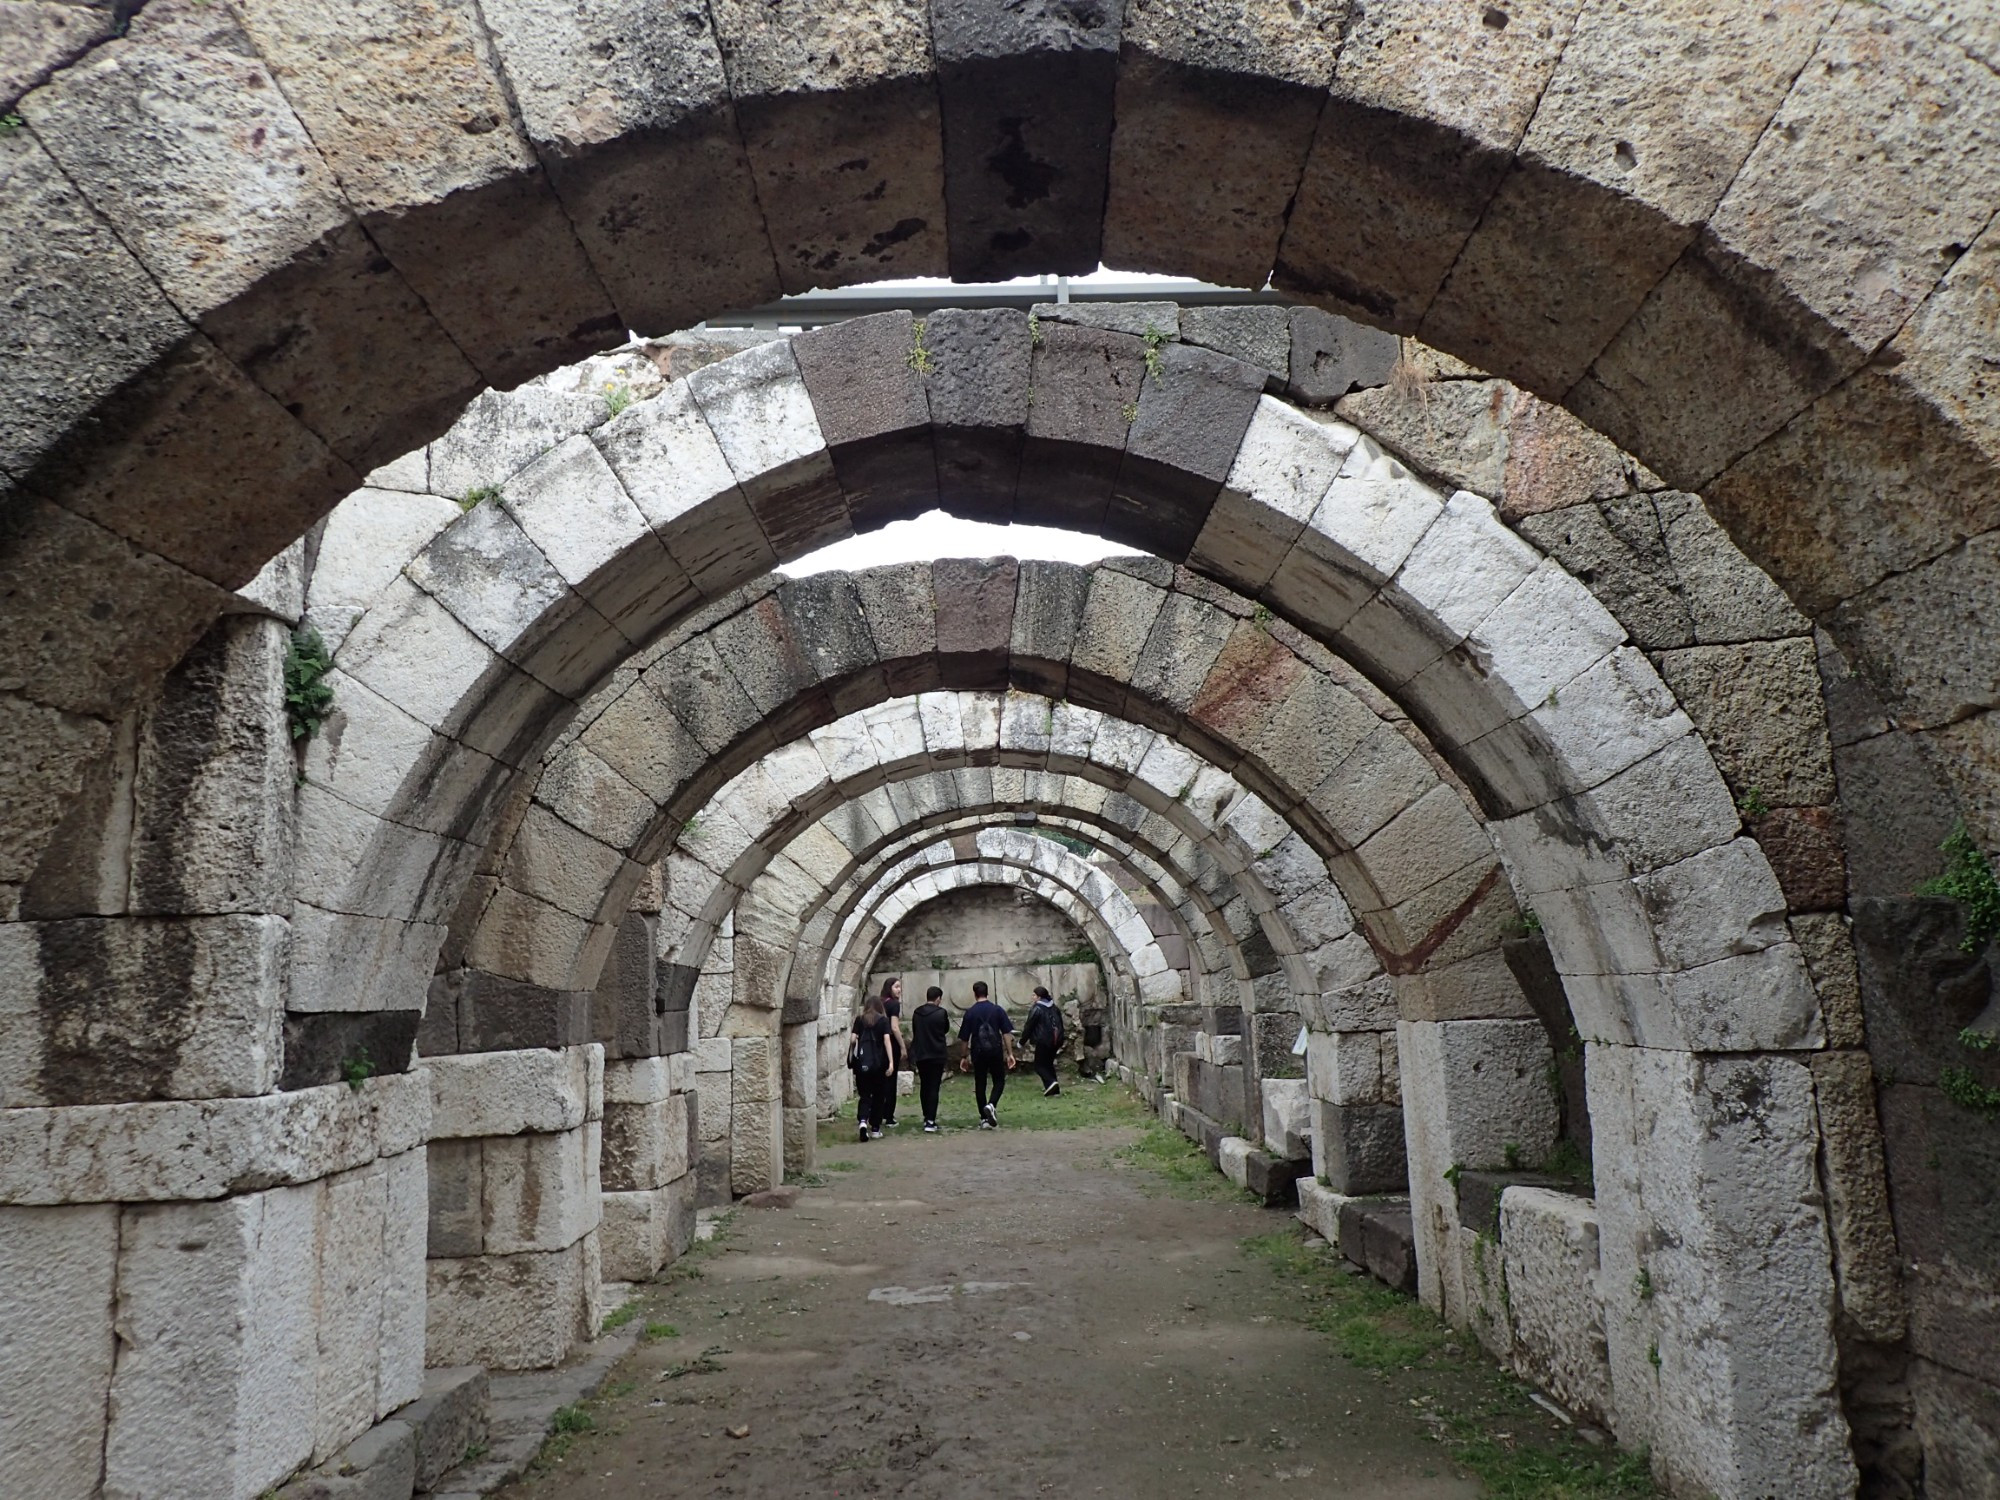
[1543,1136,1591,1185]
[1737,785,1771,818]
[1939,1065,2000,1117]
[1028,312,1042,348]
[1647,1341,1661,1371]
[906,317,934,375]
[459,484,501,512]
[339,1050,375,1091]
[284,625,336,743]
[1634,1266,1654,1300]
[1142,325,1168,380]
[0,114,22,138]
[603,382,633,416]
[601,1301,642,1332]
[1515,909,1543,936]
[1252,603,1275,631]
[1120,399,1139,425]
[1961,1028,1999,1052]
[1917,823,2000,953]
[1503,1141,1523,1169]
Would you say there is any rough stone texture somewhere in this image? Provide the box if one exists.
[399,1371,492,1500]
[427,1046,600,1141]
[1808,1050,1907,1347]
[708,0,947,291]
[104,1184,319,1500]
[1654,639,1835,808]
[0,1202,119,1498]
[600,1175,697,1282]
[601,1094,691,1193]
[1309,1097,1408,1195]
[1500,1186,1613,1428]
[1287,309,1401,408]
[931,0,1119,280]
[425,1231,600,1372]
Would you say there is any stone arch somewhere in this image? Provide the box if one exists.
[6,0,1997,919]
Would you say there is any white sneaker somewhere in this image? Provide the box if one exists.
[870,1128,884,1140]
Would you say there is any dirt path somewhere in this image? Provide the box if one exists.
[498,1080,1644,1499]
[503,1080,1478,1498]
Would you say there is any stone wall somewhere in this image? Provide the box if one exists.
[873,882,1094,970]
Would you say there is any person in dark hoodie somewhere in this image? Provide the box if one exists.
[956,981,1016,1128]
[908,985,953,1132]
[1022,984,1067,1097]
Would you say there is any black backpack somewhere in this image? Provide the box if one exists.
[971,1013,1004,1060]
[850,1020,886,1074]
[1033,1002,1065,1051]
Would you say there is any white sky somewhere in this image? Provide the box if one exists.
[782,511,1141,576]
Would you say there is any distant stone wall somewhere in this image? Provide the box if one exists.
[874,883,1093,971]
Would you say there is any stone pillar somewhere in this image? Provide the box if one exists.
[424,1047,603,1371]
[781,1021,818,1175]
[1586,1044,1853,1500]
[0,1074,429,1500]
[730,1033,783,1196]
[692,1036,733,1204]
[598,1054,698,1281]
[1305,1027,1407,1193]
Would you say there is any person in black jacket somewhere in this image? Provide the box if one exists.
[908,985,953,1132]
[848,994,895,1141]
[878,978,907,1127]
[1022,985,1066,1096]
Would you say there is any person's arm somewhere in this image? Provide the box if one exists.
[1002,1019,1017,1070]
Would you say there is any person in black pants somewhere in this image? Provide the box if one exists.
[908,985,952,1132]
[1022,984,1066,1096]
[956,981,1016,1128]
[877,978,906,1127]
[848,994,895,1141]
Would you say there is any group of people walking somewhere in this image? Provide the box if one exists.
[847,978,1068,1139]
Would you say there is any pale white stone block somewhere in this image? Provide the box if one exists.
[427,1046,596,1140]
[1217,1136,1255,1189]
[604,1055,674,1106]
[1308,1029,1383,1105]
[685,340,836,510]
[1192,400,1355,589]
[0,1204,118,1500]
[425,1234,597,1372]
[313,1162,388,1461]
[306,489,463,653]
[1398,1020,1559,1173]
[1294,1177,1349,1246]
[1392,489,1541,644]
[1471,557,1627,721]
[503,435,663,608]
[1210,1034,1243,1066]
[481,1124,601,1255]
[1501,1186,1613,1428]
[730,1098,784,1196]
[1635,838,1790,970]
[104,1185,319,1500]
[669,1051,697,1094]
[593,379,745,535]
[1261,1078,1311,1159]
[0,1072,430,1206]
[602,1095,691,1192]
[377,1148,428,1420]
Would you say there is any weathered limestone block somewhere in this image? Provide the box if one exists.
[1295,1176,1348,1245]
[1190,398,1351,594]
[1654,638,1835,807]
[427,1045,600,1141]
[276,1415,415,1500]
[1501,1186,1614,1427]
[1,2,121,108]
[1309,1097,1408,1195]
[1277,0,1576,330]
[475,0,776,332]
[0,1203,119,1499]
[1808,1051,1906,1346]
[230,0,620,386]
[602,1094,691,1194]
[104,1184,319,1500]
[21,1,481,470]
[305,489,463,652]
[0,1070,428,1207]
[731,1096,785,1197]
[479,1123,601,1257]
[600,1175,695,1283]
[1400,1019,1559,1173]
[784,1104,816,1177]
[1181,304,1290,385]
[0,911,285,1107]
[1105,0,1342,288]
[1261,1077,1310,1160]
[1308,1029,1382,1105]
[425,1231,600,1372]
[708,0,946,291]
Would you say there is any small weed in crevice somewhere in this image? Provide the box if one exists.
[459,484,501,512]
[1142,325,1168,381]
[339,1050,376,1092]
[601,1301,642,1333]
[1028,312,1043,348]
[1939,1065,2000,1116]
[1515,909,1543,936]
[284,626,335,743]
[1737,785,1771,819]
[1120,399,1139,425]
[0,114,23,138]
[907,317,934,375]
[603,382,633,417]
[1917,822,2000,953]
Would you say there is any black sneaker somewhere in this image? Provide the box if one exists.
[981,1104,997,1128]
[979,1117,996,1130]
[858,1123,870,1143]
[1043,1082,1060,1097]
[923,1121,939,1133]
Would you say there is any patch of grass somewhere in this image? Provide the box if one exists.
[907,317,934,375]
[818,1072,1138,1146]
[531,1403,597,1471]
[1116,1117,1242,1202]
[458,484,501,511]
[1244,1222,1661,1496]
[600,1301,642,1333]
[1939,1064,2000,1116]
[642,1321,678,1341]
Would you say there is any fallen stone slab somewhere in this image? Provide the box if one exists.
[1453,1169,1588,1239]
[1337,1195,1418,1295]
